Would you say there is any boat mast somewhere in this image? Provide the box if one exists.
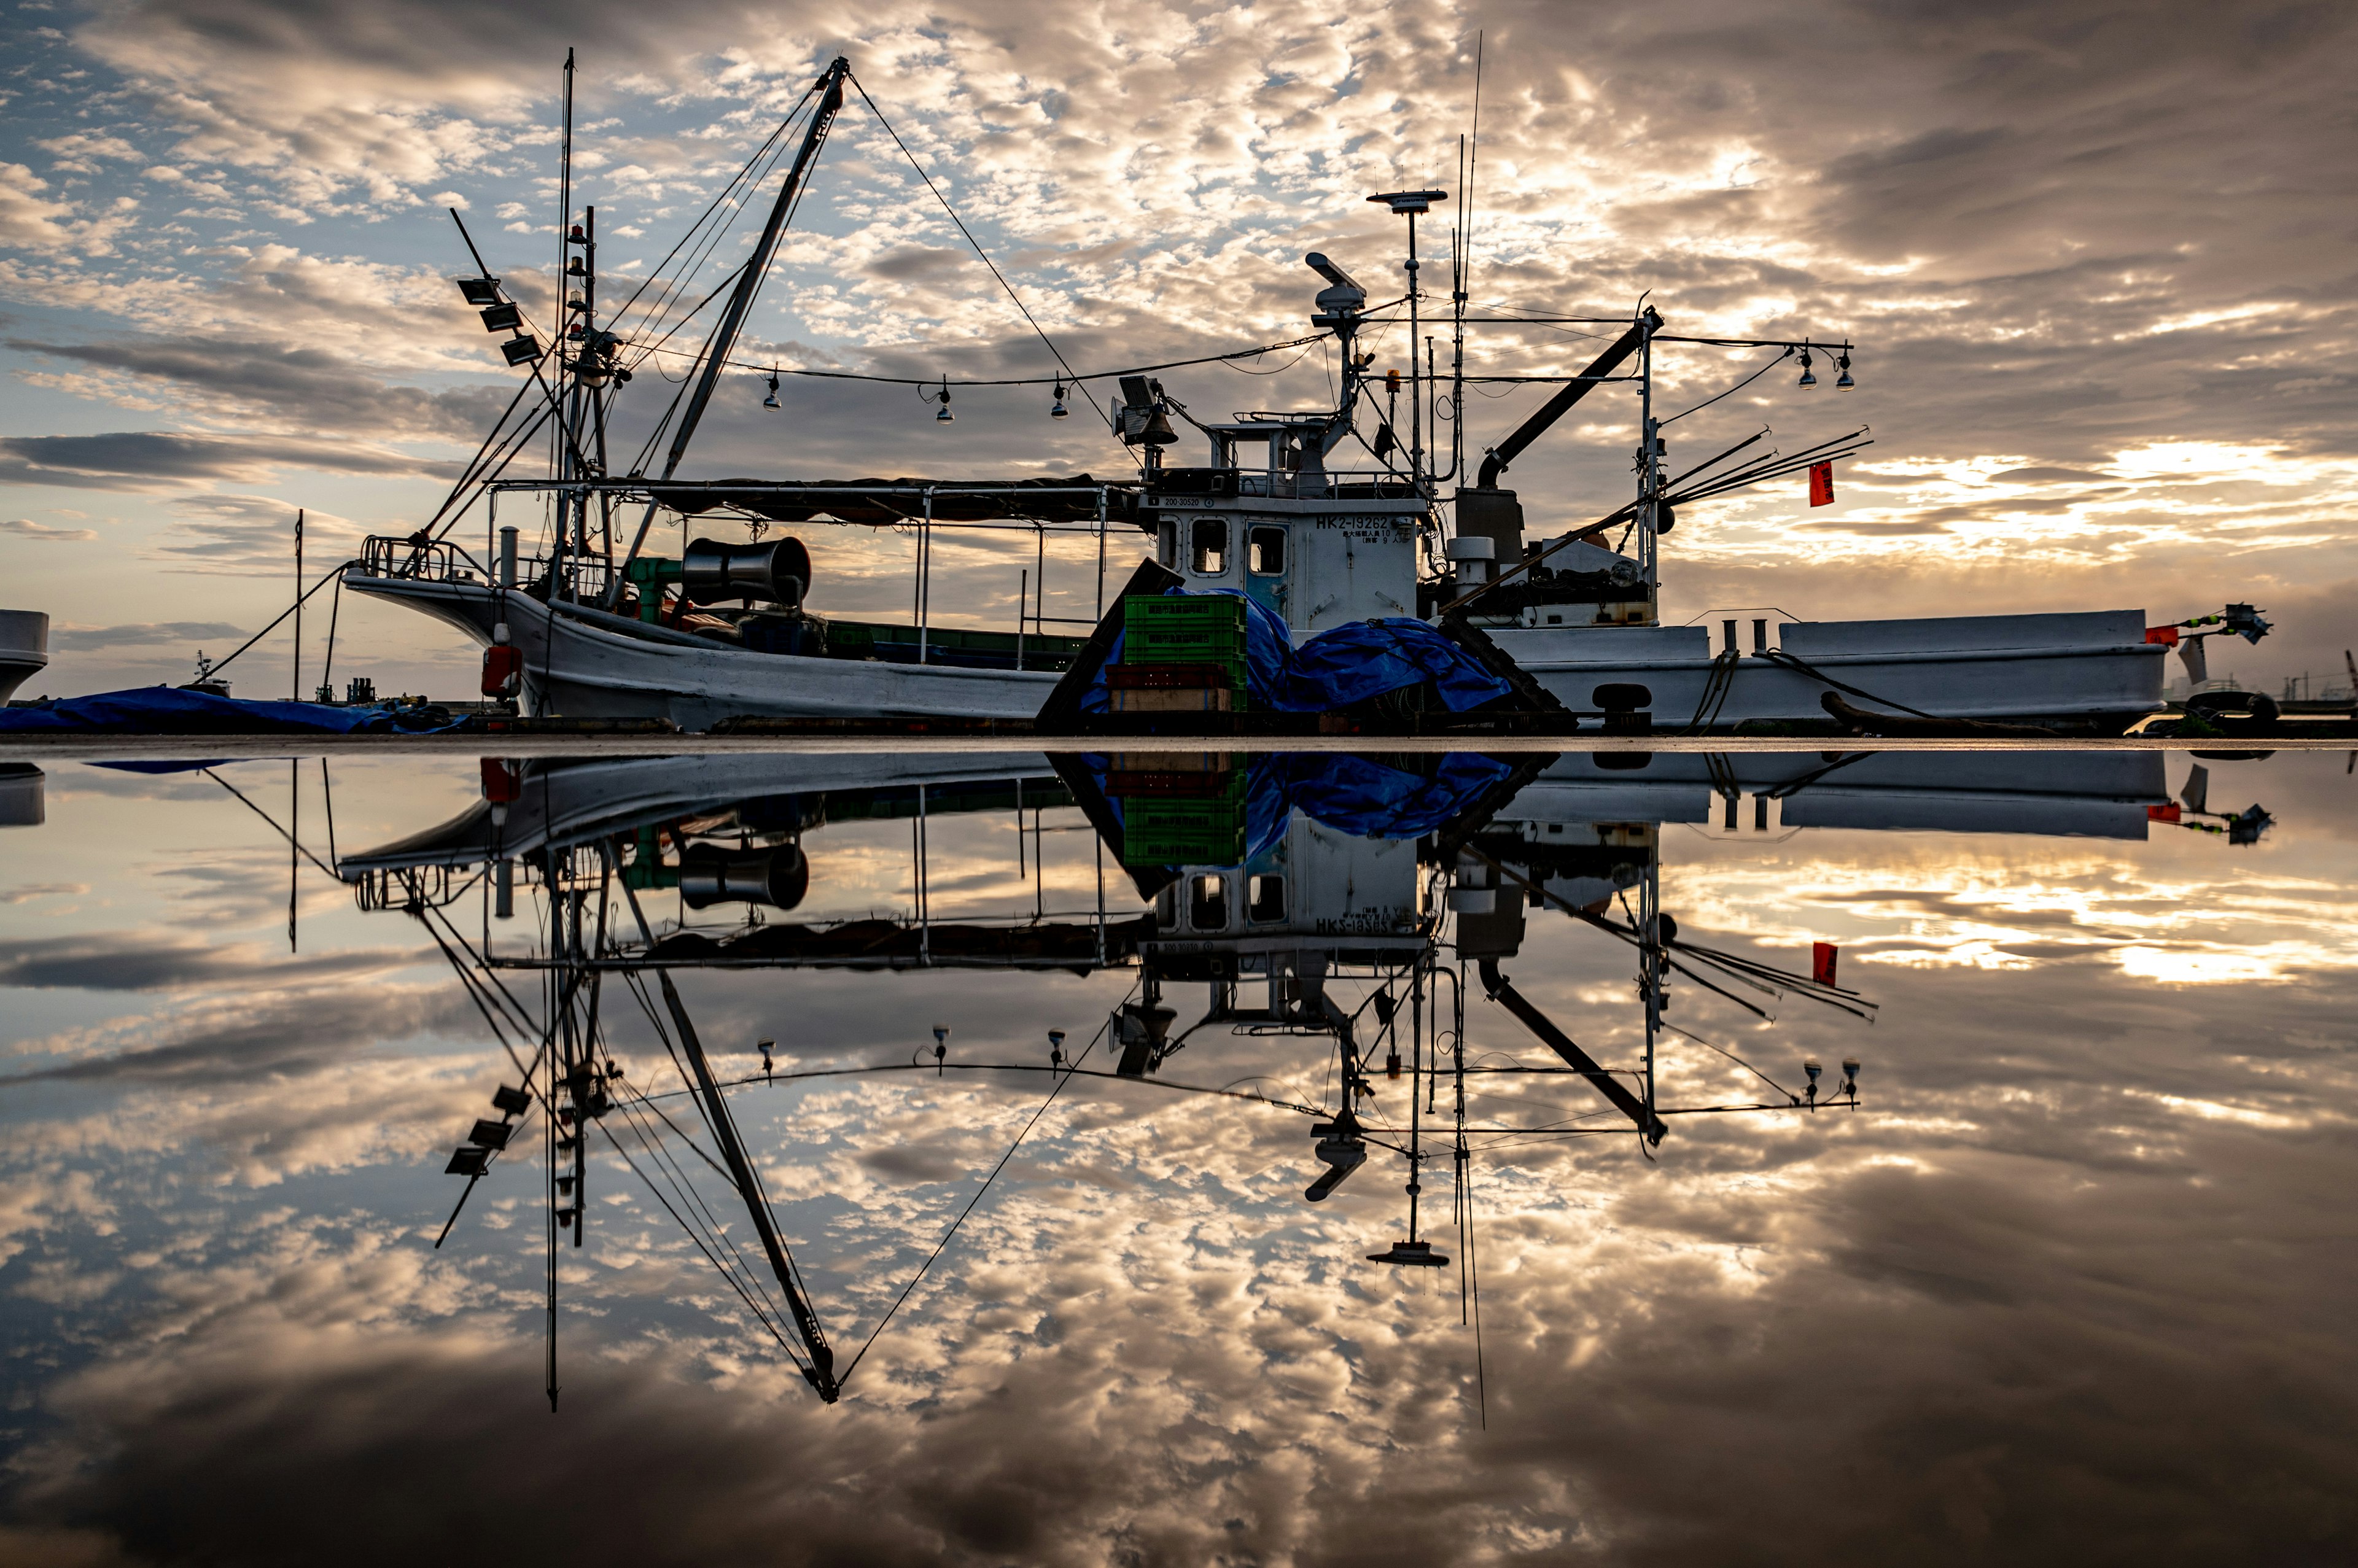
[581,206,611,564]
[1445,134,1467,487]
[1408,210,1423,492]
[1450,34,1481,490]
[1636,301,1660,599]
[1369,189,1449,498]
[551,50,578,596]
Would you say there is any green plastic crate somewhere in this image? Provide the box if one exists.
[1127,594,1247,644]
[1122,798,1248,866]
[1126,595,1249,634]
[1115,654,1248,686]
[1126,627,1247,657]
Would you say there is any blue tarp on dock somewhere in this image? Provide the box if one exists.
[0,687,462,735]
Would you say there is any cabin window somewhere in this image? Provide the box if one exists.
[1190,873,1229,930]
[1248,526,1286,575]
[1191,518,1228,575]
[1248,874,1286,923]
[1156,519,1177,568]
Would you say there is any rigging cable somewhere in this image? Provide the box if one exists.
[604,891,815,1320]
[619,319,1332,387]
[596,1112,809,1372]
[1664,1023,1797,1101]
[847,72,1115,437]
[832,977,1136,1389]
[1657,346,1794,428]
[605,91,817,344]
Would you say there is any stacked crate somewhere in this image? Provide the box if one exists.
[1108,751,1249,866]
[1111,595,1250,713]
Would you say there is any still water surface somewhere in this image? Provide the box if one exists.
[1,748,2353,1566]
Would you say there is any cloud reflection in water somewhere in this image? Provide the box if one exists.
[0,748,2352,1565]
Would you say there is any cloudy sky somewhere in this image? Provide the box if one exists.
[3,0,2356,697]
[1,747,2354,1563]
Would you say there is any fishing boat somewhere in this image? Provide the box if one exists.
[341,57,2267,733]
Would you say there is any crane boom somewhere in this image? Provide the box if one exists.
[614,867,839,1400]
[660,56,850,482]
[1474,311,1654,489]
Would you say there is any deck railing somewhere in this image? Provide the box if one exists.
[352,863,464,914]
[1148,467,1423,502]
[359,535,478,583]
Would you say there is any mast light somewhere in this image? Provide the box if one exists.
[1368,188,1448,214]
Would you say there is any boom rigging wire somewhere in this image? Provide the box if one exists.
[846,72,1115,438]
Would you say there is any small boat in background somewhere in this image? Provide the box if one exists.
[0,611,47,705]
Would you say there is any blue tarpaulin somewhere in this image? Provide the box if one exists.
[1080,589,1514,715]
[0,686,464,735]
[1091,750,1518,865]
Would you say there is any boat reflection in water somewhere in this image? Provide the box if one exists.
[338,745,2227,1405]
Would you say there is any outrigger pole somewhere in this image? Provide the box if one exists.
[610,56,852,602]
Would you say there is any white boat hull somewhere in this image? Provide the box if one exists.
[1493,610,2165,728]
[352,572,2164,731]
[343,751,1057,873]
[346,574,1059,729]
[0,610,48,705]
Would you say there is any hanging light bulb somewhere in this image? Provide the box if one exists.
[1051,382,1069,419]
[1835,348,1855,390]
[763,371,780,410]
[1796,347,1816,390]
[935,378,954,422]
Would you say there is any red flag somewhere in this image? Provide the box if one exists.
[1811,941,1838,987]
[1808,461,1835,507]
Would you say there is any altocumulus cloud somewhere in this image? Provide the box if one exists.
[0,433,459,491]
[1,0,2356,689]
[0,517,97,541]
[47,621,245,651]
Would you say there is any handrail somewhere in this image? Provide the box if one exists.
[358,535,481,583]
